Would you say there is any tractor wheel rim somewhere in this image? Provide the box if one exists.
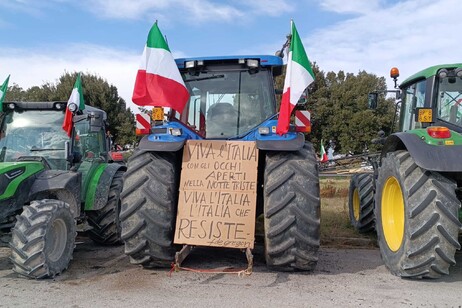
[353,188,360,221]
[48,218,68,262]
[381,176,405,252]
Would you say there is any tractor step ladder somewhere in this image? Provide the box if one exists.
[172,244,253,276]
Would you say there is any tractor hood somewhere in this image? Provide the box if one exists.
[0,162,45,200]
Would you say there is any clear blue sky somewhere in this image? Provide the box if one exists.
[0,0,460,110]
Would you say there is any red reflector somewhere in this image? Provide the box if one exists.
[427,126,451,139]
[295,126,311,133]
[136,128,150,136]
[111,152,124,161]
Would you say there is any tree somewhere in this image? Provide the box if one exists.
[4,84,27,101]
[305,68,396,155]
[273,62,396,154]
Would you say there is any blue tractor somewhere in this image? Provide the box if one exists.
[120,55,320,271]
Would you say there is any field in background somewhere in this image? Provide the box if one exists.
[320,176,377,248]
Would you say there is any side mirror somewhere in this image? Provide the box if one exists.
[65,141,82,164]
[371,130,386,145]
[65,141,70,161]
[72,151,82,164]
[368,93,378,109]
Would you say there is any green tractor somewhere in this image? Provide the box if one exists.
[0,101,125,278]
[349,64,462,278]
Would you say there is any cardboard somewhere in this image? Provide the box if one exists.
[174,140,258,249]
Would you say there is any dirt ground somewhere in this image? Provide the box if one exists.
[1,235,462,308]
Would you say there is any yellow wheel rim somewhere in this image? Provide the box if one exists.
[353,188,360,221]
[381,176,405,252]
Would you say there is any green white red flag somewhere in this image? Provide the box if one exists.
[62,74,85,137]
[320,139,328,162]
[276,20,315,135]
[132,22,189,111]
[0,75,10,112]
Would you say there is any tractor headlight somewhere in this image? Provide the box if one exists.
[258,126,270,135]
[170,128,182,136]
[438,69,448,79]
[68,102,78,112]
[185,60,204,68]
[7,103,15,110]
[246,59,259,68]
[185,61,196,69]
[455,67,462,78]
[54,102,65,110]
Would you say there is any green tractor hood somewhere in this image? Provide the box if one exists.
[0,162,45,201]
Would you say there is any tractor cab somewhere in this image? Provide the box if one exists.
[175,56,283,138]
[0,102,109,170]
[73,105,110,164]
[0,102,69,169]
[398,64,462,132]
[0,101,112,211]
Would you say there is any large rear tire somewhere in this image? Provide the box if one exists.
[87,170,124,245]
[348,173,375,233]
[375,150,461,278]
[263,143,320,271]
[10,199,76,278]
[120,150,180,267]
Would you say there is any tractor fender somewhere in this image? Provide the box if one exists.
[29,170,82,218]
[85,163,126,211]
[381,132,462,172]
[256,133,305,151]
[137,135,185,152]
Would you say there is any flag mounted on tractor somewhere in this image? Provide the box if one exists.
[0,75,10,112]
[132,22,190,112]
[276,20,315,135]
[319,140,328,162]
[62,73,85,137]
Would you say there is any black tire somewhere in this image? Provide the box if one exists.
[9,199,76,278]
[120,149,180,267]
[375,150,461,278]
[263,143,320,271]
[348,173,375,233]
[87,170,124,245]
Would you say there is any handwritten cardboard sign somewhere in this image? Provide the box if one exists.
[174,140,258,249]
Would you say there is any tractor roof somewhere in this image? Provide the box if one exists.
[2,101,106,119]
[3,101,67,111]
[401,63,462,87]
[175,55,283,69]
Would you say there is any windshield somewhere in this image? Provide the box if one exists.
[0,110,68,168]
[437,74,462,127]
[181,69,276,138]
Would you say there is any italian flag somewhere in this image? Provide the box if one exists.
[62,74,85,137]
[320,139,328,162]
[0,75,10,112]
[276,21,315,135]
[132,22,189,111]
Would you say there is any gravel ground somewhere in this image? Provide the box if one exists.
[1,236,461,307]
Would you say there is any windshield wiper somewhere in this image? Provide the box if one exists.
[30,148,64,152]
[186,74,225,82]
